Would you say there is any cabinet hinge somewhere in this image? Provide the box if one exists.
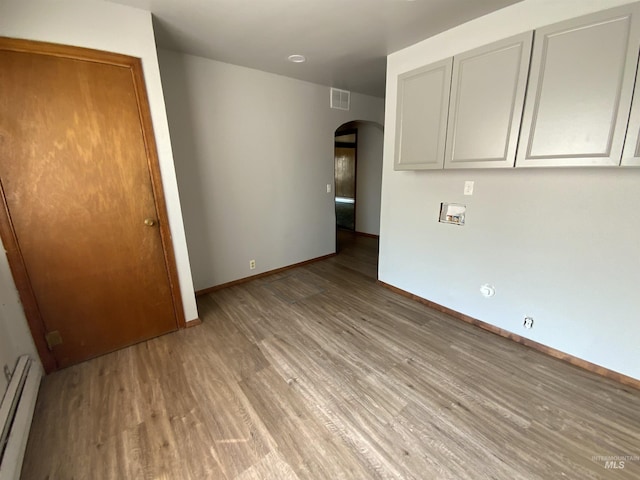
[45,330,63,350]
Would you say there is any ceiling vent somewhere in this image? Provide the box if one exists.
[330,88,350,111]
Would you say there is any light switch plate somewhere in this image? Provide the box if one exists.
[464,181,474,196]
[327,184,332,193]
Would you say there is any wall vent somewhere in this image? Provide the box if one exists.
[330,88,350,111]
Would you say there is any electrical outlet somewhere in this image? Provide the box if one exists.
[326,183,332,193]
[464,181,474,196]
[523,316,534,329]
[480,284,495,297]
[249,259,256,270]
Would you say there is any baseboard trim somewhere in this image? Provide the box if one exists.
[378,280,640,391]
[354,231,380,239]
[196,253,337,296]
[185,317,202,328]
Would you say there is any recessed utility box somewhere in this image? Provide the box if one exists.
[439,203,466,225]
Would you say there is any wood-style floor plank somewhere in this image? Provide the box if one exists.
[21,231,640,479]
[238,366,374,479]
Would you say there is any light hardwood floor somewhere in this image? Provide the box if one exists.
[22,232,640,479]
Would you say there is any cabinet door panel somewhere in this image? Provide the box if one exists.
[621,53,640,166]
[394,58,452,170]
[517,4,640,167]
[445,32,532,169]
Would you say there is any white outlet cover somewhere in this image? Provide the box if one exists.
[480,284,495,297]
[464,181,474,196]
[326,183,332,193]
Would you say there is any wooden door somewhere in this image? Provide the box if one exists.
[444,32,532,169]
[334,144,356,231]
[334,148,356,199]
[394,57,452,170]
[0,38,184,370]
[516,3,640,167]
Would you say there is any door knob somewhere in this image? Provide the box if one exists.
[144,218,156,227]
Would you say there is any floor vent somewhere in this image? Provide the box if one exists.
[0,356,41,480]
[330,87,351,110]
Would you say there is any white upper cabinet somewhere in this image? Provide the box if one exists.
[622,52,640,166]
[444,32,533,169]
[394,58,453,170]
[516,4,640,167]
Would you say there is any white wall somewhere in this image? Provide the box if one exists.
[355,122,384,235]
[380,0,640,380]
[0,281,34,394]
[158,50,385,291]
[0,0,200,375]
[0,246,40,391]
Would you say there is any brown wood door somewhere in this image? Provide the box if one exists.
[0,39,183,369]
[334,147,356,199]
[334,136,357,231]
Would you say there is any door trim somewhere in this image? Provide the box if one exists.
[0,37,187,373]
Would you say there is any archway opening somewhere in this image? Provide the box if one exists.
[333,120,384,279]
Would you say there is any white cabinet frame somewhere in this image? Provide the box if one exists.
[622,52,640,166]
[516,4,640,167]
[445,32,533,169]
[394,58,453,170]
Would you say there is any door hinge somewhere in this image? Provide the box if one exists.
[45,330,63,350]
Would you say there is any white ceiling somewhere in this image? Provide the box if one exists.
[107,0,522,97]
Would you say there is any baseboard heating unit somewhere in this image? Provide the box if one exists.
[0,356,42,480]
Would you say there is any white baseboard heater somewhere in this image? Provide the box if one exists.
[0,356,42,480]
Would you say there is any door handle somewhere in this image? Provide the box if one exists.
[144,218,156,227]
